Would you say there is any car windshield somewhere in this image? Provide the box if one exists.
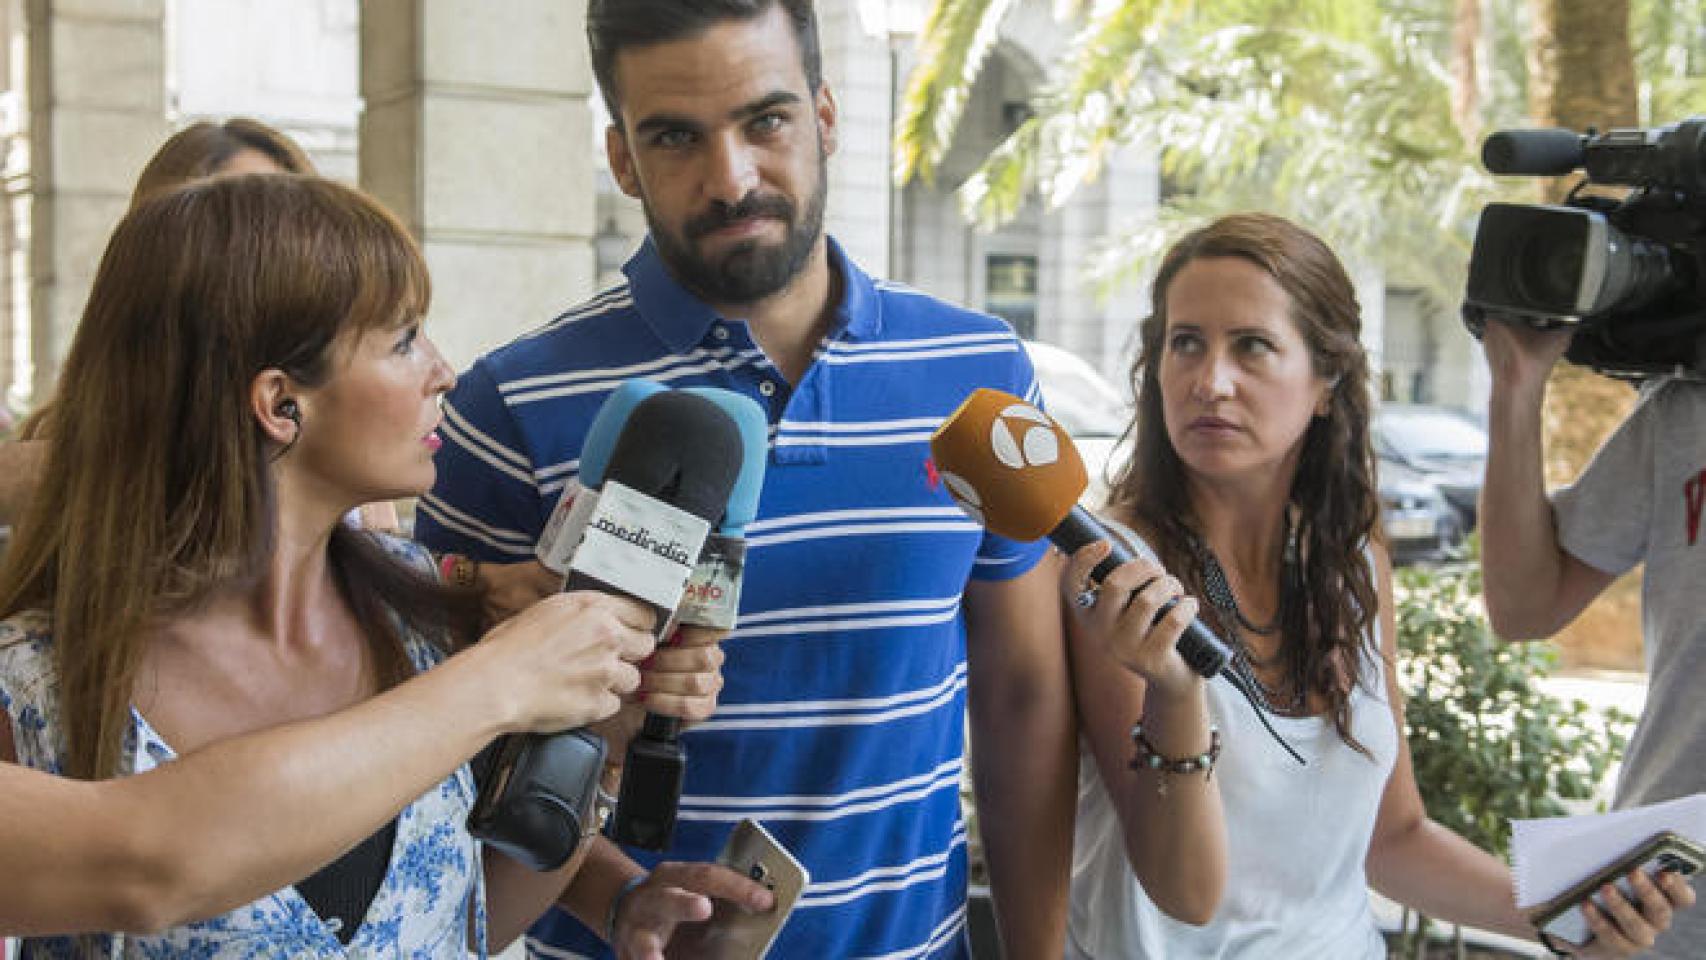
[1379,410,1487,460]
[1027,341,1128,437]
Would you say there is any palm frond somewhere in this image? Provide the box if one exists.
[894,0,1020,186]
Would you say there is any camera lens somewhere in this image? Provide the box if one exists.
[1515,233,1587,313]
[1599,234,1681,314]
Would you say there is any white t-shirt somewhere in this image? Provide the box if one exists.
[1552,376,1706,959]
[1067,524,1398,960]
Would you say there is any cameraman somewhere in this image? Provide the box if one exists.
[1480,317,1706,955]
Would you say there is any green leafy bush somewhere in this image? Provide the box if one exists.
[1396,559,1631,853]
[1392,554,1633,956]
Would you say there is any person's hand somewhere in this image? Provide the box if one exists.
[1063,540,1202,697]
[593,625,728,766]
[477,559,565,626]
[1481,313,1573,397]
[475,592,657,734]
[1553,867,1697,958]
[610,861,776,960]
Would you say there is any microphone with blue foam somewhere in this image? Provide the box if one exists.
[611,385,769,851]
[930,388,1305,763]
[672,385,770,629]
[469,386,746,869]
[536,378,668,574]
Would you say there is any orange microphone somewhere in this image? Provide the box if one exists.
[932,388,1230,679]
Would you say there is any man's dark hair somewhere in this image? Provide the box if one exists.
[588,0,822,124]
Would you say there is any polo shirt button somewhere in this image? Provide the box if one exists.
[758,381,777,397]
[712,325,731,341]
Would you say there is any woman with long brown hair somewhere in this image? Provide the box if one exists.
[1061,212,1689,957]
[0,174,728,956]
[0,117,398,532]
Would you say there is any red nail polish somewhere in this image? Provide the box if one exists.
[640,654,656,669]
[636,691,649,703]
[669,628,684,646]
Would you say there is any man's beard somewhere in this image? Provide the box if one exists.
[646,155,828,306]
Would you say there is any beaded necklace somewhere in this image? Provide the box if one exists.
[1185,516,1309,717]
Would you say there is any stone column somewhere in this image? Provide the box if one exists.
[1038,142,1157,378]
[26,0,168,398]
[817,0,893,277]
[360,0,595,372]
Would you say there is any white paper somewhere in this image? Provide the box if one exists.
[1511,793,1706,908]
[568,480,710,612]
[537,483,599,573]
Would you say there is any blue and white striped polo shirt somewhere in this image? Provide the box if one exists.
[417,238,1047,959]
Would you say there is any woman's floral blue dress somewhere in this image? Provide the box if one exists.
[0,543,489,959]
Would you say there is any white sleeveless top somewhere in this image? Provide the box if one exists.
[1067,523,1398,960]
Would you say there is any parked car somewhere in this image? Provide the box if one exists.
[1378,456,1466,565]
[1374,404,1488,536]
[1026,342,1470,564]
[1024,340,1130,505]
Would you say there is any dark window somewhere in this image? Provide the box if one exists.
[985,254,1038,339]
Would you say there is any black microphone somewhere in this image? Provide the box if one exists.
[931,388,1305,764]
[610,387,768,852]
[929,388,1230,678]
[468,390,742,870]
[1051,506,1229,678]
[1482,128,1586,176]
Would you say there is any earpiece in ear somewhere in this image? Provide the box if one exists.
[270,399,303,462]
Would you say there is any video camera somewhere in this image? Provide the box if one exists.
[1462,118,1706,379]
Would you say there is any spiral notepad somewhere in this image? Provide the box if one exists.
[1511,792,1706,908]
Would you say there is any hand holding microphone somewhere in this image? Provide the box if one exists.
[470,386,746,869]
[610,385,770,852]
[931,388,1303,762]
[1060,541,1207,697]
[471,592,657,734]
[929,388,1230,678]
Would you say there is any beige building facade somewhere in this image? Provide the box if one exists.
[0,0,1482,418]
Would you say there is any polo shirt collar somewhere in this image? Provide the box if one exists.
[831,238,883,341]
[623,236,884,351]
[624,238,722,353]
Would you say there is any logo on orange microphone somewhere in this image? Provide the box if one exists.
[988,403,1063,470]
[939,404,1066,525]
[931,391,1084,538]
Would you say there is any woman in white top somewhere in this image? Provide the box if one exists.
[1060,212,1692,958]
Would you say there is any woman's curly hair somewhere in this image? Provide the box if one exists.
[1108,212,1383,751]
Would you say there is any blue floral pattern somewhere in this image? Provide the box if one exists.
[0,539,488,959]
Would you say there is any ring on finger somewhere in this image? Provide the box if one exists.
[1074,583,1100,609]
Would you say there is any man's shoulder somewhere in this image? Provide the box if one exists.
[473,282,648,386]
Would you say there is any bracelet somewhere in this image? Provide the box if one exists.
[605,873,647,944]
[1129,721,1221,796]
[438,552,479,589]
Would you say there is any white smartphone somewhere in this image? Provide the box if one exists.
[695,818,810,960]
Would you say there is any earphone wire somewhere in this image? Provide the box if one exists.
[1219,669,1307,765]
